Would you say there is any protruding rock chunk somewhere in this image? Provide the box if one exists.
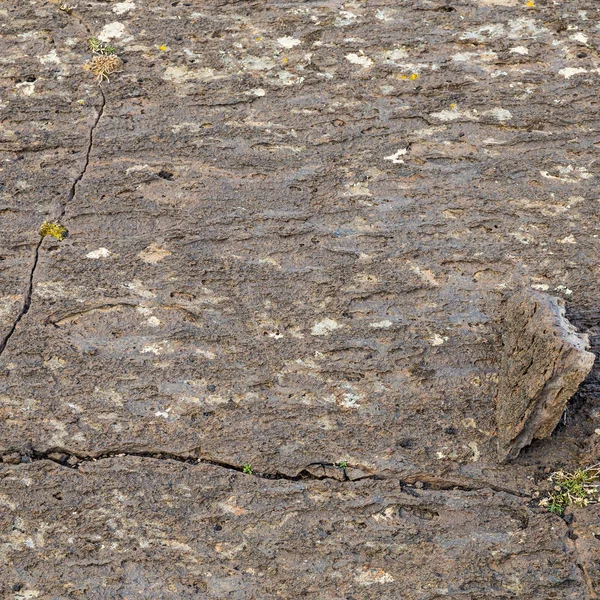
[496,290,595,461]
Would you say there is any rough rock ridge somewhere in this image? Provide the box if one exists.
[497,290,595,461]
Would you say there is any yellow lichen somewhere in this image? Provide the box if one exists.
[525,0,535,6]
[158,45,168,52]
[40,221,68,241]
[409,73,419,80]
[83,54,123,83]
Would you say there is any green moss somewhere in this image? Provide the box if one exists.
[40,221,68,241]
[88,37,116,55]
[540,465,600,515]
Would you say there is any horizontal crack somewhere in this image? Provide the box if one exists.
[2,447,377,483]
[2,448,529,496]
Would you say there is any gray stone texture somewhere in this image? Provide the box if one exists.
[1,0,600,597]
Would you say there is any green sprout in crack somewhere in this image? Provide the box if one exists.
[539,464,600,515]
[40,221,68,241]
[88,37,116,55]
[336,461,348,469]
[242,464,253,475]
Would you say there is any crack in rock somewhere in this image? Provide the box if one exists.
[0,92,105,361]
[0,447,378,483]
[0,237,43,358]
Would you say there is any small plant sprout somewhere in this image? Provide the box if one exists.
[539,464,600,515]
[88,37,116,55]
[40,221,68,241]
[242,464,253,475]
[336,461,348,469]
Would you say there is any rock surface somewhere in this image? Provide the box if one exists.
[1,0,600,597]
[497,290,595,461]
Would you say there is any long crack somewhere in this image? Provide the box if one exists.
[0,237,43,357]
[59,89,106,218]
[0,447,529,496]
[0,91,105,360]
[3,447,377,483]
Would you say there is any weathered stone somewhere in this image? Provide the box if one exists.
[496,290,595,461]
[2,0,600,595]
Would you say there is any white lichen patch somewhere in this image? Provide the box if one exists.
[86,247,111,259]
[137,242,171,264]
[98,22,127,42]
[340,391,361,409]
[155,407,171,419]
[452,51,498,62]
[112,1,135,14]
[468,441,480,462]
[486,107,512,121]
[430,334,448,346]
[126,164,150,174]
[430,106,511,122]
[355,568,395,586]
[377,48,408,64]
[243,56,277,71]
[555,285,573,295]
[559,67,587,79]
[510,46,529,55]
[15,82,35,96]
[531,283,549,291]
[335,10,359,27]
[345,53,373,68]
[570,32,588,44]
[39,49,60,65]
[370,320,393,329]
[540,165,593,183]
[311,318,342,336]
[278,36,301,48]
[384,148,407,164]
[461,18,547,42]
[375,9,393,21]
[141,341,172,355]
[558,235,576,244]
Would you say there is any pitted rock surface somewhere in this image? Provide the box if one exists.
[1,0,600,597]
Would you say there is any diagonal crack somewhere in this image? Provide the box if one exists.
[59,89,105,218]
[0,90,105,361]
[0,237,43,357]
